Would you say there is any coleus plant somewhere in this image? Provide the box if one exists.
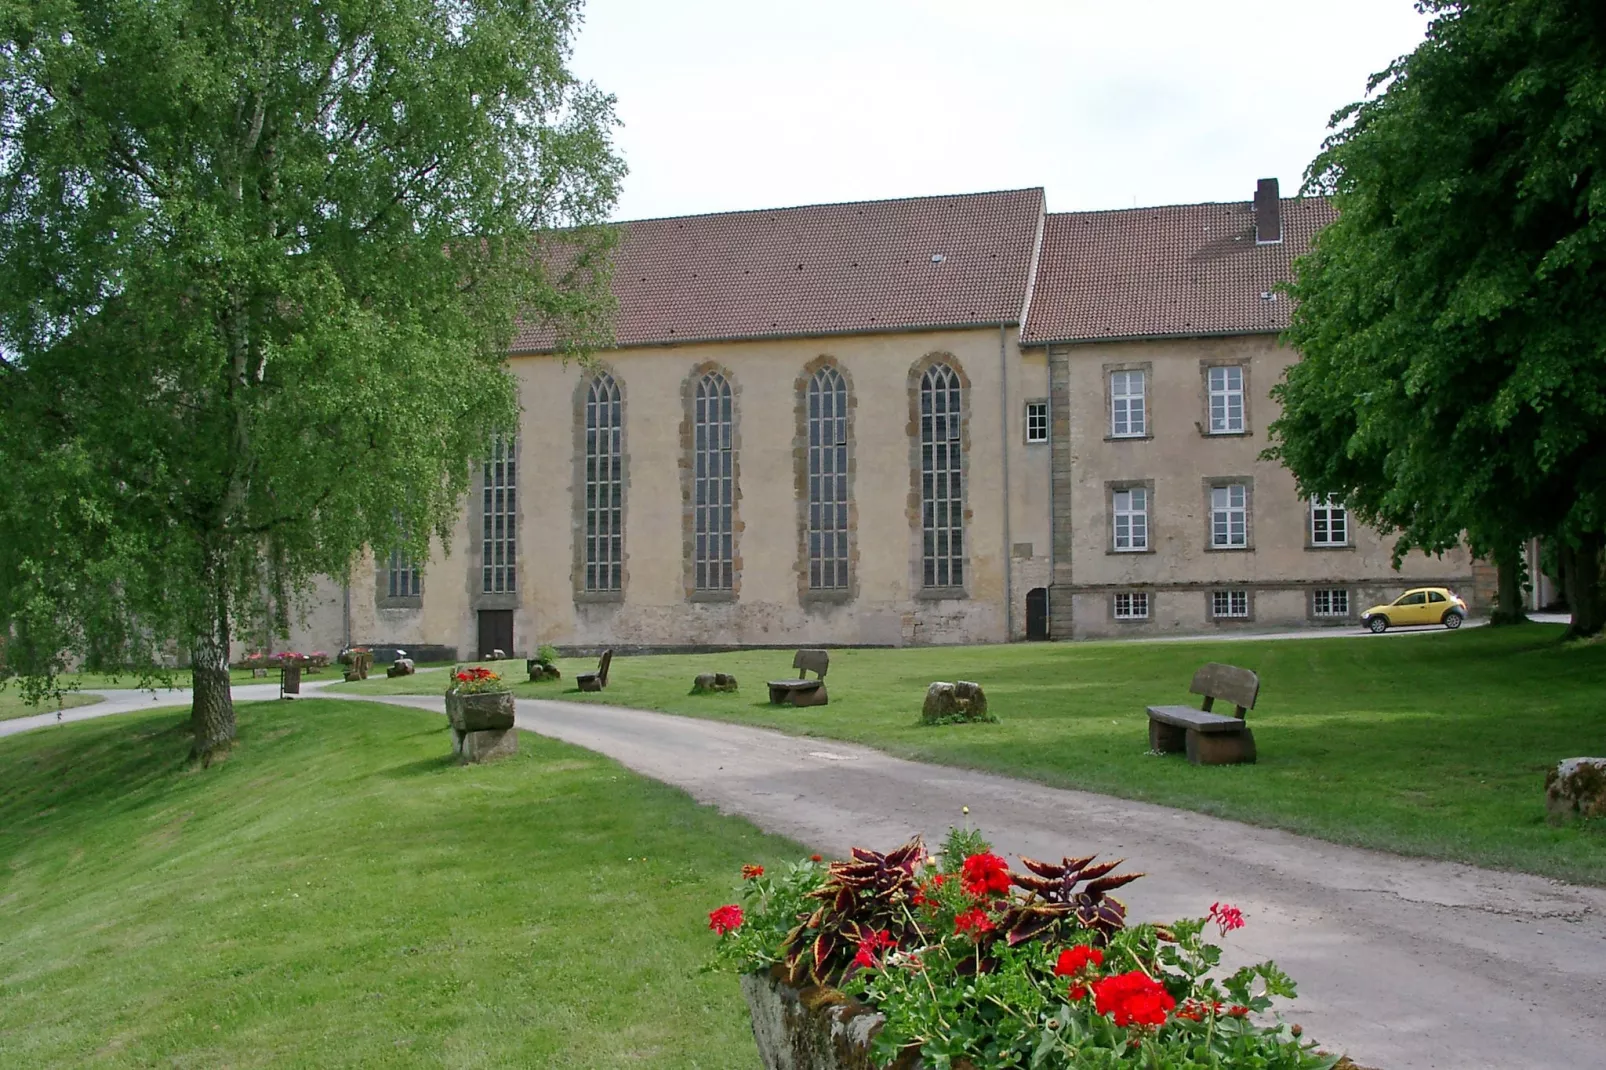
[783,836,925,985]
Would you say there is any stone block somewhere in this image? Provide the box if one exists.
[1546,757,1606,823]
[445,689,515,733]
[693,672,740,694]
[921,681,990,724]
[386,657,415,678]
[739,967,900,1070]
[452,726,518,764]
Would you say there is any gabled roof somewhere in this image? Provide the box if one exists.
[1019,197,1336,346]
[512,188,1045,352]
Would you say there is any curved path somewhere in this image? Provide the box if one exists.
[5,677,1603,1068]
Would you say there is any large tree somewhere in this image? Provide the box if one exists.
[0,0,622,755]
[1270,0,1606,637]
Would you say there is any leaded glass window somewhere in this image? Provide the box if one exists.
[693,372,734,591]
[481,434,516,593]
[584,374,623,591]
[387,549,420,598]
[807,366,849,589]
[920,364,964,588]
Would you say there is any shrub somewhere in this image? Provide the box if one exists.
[708,829,1335,1070]
[537,644,560,666]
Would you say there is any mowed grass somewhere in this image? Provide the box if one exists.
[0,690,102,722]
[341,625,1606,884]
[0,699,800,1067]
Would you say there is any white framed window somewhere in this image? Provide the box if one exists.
[1211,589,1249,618]
[693,372,735,591]
[387,549,420,599]
[481,434,516,593]
[807,366,850,590]
[1114,591,1149,620]
[1025,400,1049,444]
[1207,365,1245,433]
[1210,483,1248,548]
[1112,487,1149,551]
[584,373,624,592]
[1310,496,1349,546]
[1312,588,1350,617]
[920,363,964,588]
[1110,370,1146,437]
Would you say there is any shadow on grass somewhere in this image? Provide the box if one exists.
[377,753,459,780]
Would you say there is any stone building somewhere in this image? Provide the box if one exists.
[286,180,1472,657]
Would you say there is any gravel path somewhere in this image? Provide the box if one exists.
[5,673,1602,1068]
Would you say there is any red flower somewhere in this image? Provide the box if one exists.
[708,904,744,935]
[960,852,1011,898]
[1053,945,1105,977]
[1228,1005,1250,1018]
[455,672,470,682]
[852,929,896,969]
[810,854,823,862]
[953,908,995,937]
[1068,984,1088,1001]
[1175,998,1224,1022]
[741,864,764,880]
[1208,902,1246,936]
[1091,970,1176,1028]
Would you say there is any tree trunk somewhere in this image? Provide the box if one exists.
[1561,531,1606,639]
[190,558,236,760]
[1489,543,1529,626]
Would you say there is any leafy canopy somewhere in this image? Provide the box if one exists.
[0,0,623,703]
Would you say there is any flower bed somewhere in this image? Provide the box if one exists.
[708,829,1338,1070]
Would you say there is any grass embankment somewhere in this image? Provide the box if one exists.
[0,699,798,1067]
[342,625,1606,883]
[0,691,103,723]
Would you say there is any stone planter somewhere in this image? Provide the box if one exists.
[741,967,939,1070]
[444,688,517,764]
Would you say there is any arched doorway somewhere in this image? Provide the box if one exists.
[1025,588,1049,641]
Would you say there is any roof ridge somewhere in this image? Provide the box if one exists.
[615,187,1046,227]
[1047,194,1328,221]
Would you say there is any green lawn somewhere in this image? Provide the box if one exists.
[0,699,798,1067]
[0,691,103,723]
[43,667,286,690]
[339,626,1606,884]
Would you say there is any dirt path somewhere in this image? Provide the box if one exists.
[346,691,1604,1070]
[7,681,1603,1067]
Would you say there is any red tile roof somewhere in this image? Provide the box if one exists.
[512,188,1045,352]
[1019,197,1336,346]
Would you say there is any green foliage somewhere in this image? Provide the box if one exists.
[940,825,993,869]
[1269,0,1606,632]
[782,837,927,985]
[537,643,562,666]
[0,1,624,728]
[708,833,1335,1070]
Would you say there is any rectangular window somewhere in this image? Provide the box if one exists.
[693,374,735,591]
[1207,365,1245,433]
[1110,370,1146,437]
[1310,496,1349,546]
[1312,588,1350,617]
[920,364,964,588]
[1113,591,1149,620]
[1112,487,1149,551]
[387,549,420,599]
[1211,589,1250,618]
[808,367,850,589]
[481,434,516,593]
[584,376,624,591]
[1210,483,1248,548]
[1025,400,1049,444]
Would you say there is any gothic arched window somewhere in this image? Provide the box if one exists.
[583,373,623,591]
[806,366,849,589]
[692,372,734,591]
[919,363,963,588]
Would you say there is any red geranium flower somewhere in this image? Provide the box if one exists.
[1091,970,1176,1028]
[852,929,896,969]
[708,904,744,935]
[960,852,1011,898]
[1053,945,1104,977]
[1069,984,1088,1000]
[1175,998,1224,1022]
[953,908,995,937]
[1208,902,1246,936]
[809,854,823,862]
[741,864,764,880]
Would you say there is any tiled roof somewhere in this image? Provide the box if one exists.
[512,188,1045,352]
[1019,197,1336,346]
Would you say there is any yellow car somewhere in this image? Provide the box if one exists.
[1360,587,1468,633]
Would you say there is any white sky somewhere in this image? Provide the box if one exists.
[569,0,1431,221]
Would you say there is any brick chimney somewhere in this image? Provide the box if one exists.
[1254,178,1281,244]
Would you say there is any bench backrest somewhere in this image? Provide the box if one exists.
[597,649,613,688]
[793,648,829,680]
[1188,662,1259,717]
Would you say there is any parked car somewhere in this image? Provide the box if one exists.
[1360,587,1468,633]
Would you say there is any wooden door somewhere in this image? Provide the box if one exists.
[477,610,513,659]
[1025,588,1049,641]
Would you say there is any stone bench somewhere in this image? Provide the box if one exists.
[576,649,612,693]
[767,649,829,707]
[1146,662,1259,765]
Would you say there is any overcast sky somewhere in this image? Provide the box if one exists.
[569,0,1432,221]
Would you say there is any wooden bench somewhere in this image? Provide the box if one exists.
[767,649,829,707]
[576,649,612,693]
[1146,662,1259,765]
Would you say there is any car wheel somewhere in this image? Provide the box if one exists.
[1368,616,1388,634]
[1443,611,1463,630]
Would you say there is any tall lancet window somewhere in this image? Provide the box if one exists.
[807,366,850,589]
[693,372,734,591]
[481,434,516,593]
[919,363,964,588]
[584,374,623,591]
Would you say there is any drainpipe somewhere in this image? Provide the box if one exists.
[342,577,352,649]
[1045,350,1054,639]
[999,323,1014,641]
